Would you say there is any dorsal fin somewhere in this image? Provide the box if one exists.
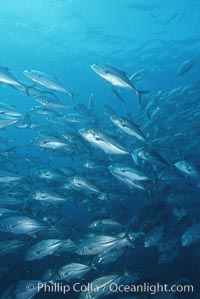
[0,66,12,72]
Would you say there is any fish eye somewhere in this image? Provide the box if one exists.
[39,192,45,198]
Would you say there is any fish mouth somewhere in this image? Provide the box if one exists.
[90,64,98,72]
[79,128,85,136]
[109,165,119,174]
[110,115,116,120]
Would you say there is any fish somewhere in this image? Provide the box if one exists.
[88,93,95,111]
[0,208,18,217]
[34,95,72,110]
[0,197,22,208]
[31,190,67,204]
[131,147,169,167]
[23,69,76,102]
[25,239,64,260]
[111,86,125,103]
[0,216,47,236]
[75,233,134,256]
[0,102,23,117]
[0,115,19,129]
[30,105,61,116]
[79,128,130,155]
[91,64,149,105]
[0,240,24,255]
[176,59,196,76]
[35,169,64,181]
[129,69,147,83]
[32,135,69,150]
[109,164,151,182]
[109,164,152,191]
[182,223,200,246]
[1,25,200,297]
[110,114,147,142]
[94,247,124,266]
[0,66,29,94]
[0,171,23,184]
[65,176,107,200]
[174,160,200,187]
[54,263,92,281]
[88,219,125,233]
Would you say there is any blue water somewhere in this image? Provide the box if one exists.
[0,0,200,298]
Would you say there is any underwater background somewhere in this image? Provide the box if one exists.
[0,0,200,298]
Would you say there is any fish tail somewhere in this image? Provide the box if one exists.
[24,86,31,96]
[69,92,79,104]
[135,90,150,106]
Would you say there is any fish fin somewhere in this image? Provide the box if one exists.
[25,87,30,97]
[69,92,79,104]
[1,66,12,72]
[135,90,150,106]
[129,73,136,81]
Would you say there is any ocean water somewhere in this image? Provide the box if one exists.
[0,0,200,298]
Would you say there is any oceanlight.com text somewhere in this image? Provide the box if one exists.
[26,281,194,295]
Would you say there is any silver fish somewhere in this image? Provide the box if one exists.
[32,135,69,150]
[76,234,133,256]
[0,116,18,129]
[25,239,64,260]
[109,164,150,182]
[129,69,147,83]
[0,216,47,236]
[79,128,129,155]
[0,66,28,93]
[109,164,150,190]
[174,160,200,187]
[55,263,92,281]
[110,114,147,142]
[89,219,125,233]
[0,102,23,117]
[23,69,76,102]
[36,169,64,181]
[66,176,101,194]
[34,95,72,110]
[0,171,23,184]
[31,190,67,204]
[91,63,149,105]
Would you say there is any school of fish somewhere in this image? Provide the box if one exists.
[0,59,199,298]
